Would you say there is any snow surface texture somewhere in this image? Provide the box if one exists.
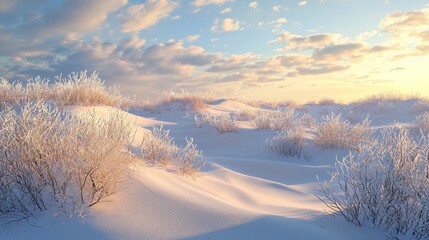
[3,98,426,240]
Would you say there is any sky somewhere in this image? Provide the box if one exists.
[0,0,428,102]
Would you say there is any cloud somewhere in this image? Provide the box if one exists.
[295,64,350,75]
[4,38,222,95]
[277,54,311,67]
[276,18,287,23]
[271,31,344,50]
[249,2,258,9]
[19,0,127,37]
[380,7,429,33]
[378,7,429,58]
[119,34,146,49]
[313,43,366,60]
[186,35,200,42]
[211,18,240,32]
[220,7,232,14]
[298,1,307,6]
[207,53,258,72]
[272,5,289,11]
[192,0,233,7]
[121,0,179,32]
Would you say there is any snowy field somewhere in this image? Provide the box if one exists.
[1,92,428,240]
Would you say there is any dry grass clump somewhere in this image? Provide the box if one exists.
[147,90,215,113]
[52,71,123,106]
[267,126,310,160]
[196,113,237,134]
[318,98,336,105]
[0,78,23,105]
[251,111,273,130]
[319,127,429,239]
[140,126,176,165]
[235,107,259,121]
[139,126,205,176]
[250,108,314,131]
[415,112,429,131]
[174,138,205,176]
[412,99,429,113]
[357,92,419,104]
[23,77,51,102]
[0,71,123,107]
[314,113,372,151]
[0,101,134,219]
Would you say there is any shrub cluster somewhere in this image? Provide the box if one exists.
[0,102,133,219]
[140,126,205,176]
[318,127,429,239]
[144,90,214,113]
[0,71,123,107]
[251,108,314,131]
[194,113,237,134]
[314,113,372,151]
[267,126,310,160]
[415,112,429,131]
[412,99,429,113]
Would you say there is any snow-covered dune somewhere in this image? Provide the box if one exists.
[3,99,424,240]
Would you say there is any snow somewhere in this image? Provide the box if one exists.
[2,99,421,240]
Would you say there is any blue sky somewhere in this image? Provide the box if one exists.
[1,0,429,102]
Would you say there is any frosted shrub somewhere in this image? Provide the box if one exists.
[140,126,176,165]
[415,112,429,131]
[267,127,309,159]
[1,71,123,107]
[318,98,336,105]
[412,99,429,113]
[250,108,313,131]
[251,111,272,130]
[314,113,372,151]
[194,114,203,128]
[318,127,429,239]
[0,78,23,104]
[270,108,299,131]
[139,126,205,176]
[0,102,134,219]
[235,107,258,121]
[53,71,123,106]
[205,113,237,134]
[173,138,205,176]
[152,90,213,112]
[24,77,51,101]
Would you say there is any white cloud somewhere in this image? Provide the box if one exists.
[277,18,287,23]
[192,0,232,7]
[120,34,146,49]
[220,7,232,14]
[380,7,429,33]
[186,35,200,42]
[298,1,307,6]
[249,2,258,9]
[270,31,345,50]
[222,18,240,32]
[171,15,180,20]
[272,5,289,11]
[121,0,180,32]
[211,18,240,32]
[22,0,127,36]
